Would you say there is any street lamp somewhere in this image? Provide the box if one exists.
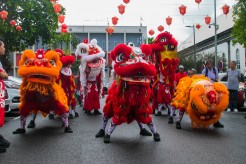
[185,25,196,69]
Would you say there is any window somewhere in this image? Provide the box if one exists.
[236,49,240,69]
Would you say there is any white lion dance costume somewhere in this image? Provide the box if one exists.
[75,39,105,115]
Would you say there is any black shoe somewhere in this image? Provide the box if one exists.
[155,111,162,116]
[13,128,26,134]
[68,114,74,119]
[27,120,35,128]
[61,123,65,127]
[0,147,6,153]
[104,134,111,143]
[153,133,161,142]
[176,121,182,129]
[0,135,10,147]
[94,110,102,115]
[213,121,224,128]
[75,112,79,117]
[64,126,73,133]
[244,115,246,119]
[173,113,176,116]
[140,128,152,136]
[48,113,54,119]
[86,111,92,115]
[168,117,173,124]
[95,129,105,138]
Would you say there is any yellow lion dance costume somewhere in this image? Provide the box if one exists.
[172,75,229,129]
[13,50,73,134]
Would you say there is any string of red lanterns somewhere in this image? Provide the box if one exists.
[157,25,164,32]
[112,16,119,26]
[179,5,187,16]
[118,4,126,15]
[222,4,230,15]
[123,0,130,4]
[148,29,155,36]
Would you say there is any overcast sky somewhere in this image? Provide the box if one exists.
[59,0,237,43]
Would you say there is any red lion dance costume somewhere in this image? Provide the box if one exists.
[150,32,179,123]
[75,39,105,115]
[13,49,73,134]
[54,49,77,119]
[96,44,161,143]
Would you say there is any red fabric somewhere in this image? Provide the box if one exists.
[175,72,187,84]
[84,82,100,111]
[157,83,172,103]
[0,80,5,127]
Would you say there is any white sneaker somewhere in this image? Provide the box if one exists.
[226,108,231,112]
[233,109,238,112]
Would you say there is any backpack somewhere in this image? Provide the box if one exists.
[205,67,216,77]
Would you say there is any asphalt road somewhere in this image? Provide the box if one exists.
[0,98,246,164]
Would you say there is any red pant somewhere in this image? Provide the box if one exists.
[84,82,100,111]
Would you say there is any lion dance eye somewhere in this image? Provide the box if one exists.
[81,48,87,54]
[50,59,56,66]
[116,53,125,62]
[160,38,166,42]
[24,58,34,66]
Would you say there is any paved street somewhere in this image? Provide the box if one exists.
[0,98,246,164]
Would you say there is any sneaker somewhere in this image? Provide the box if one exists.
[94,110,102,115]
[168,117,173,124]
[153,133,161,142]
[155,111,162,116]
[64,126,73,133]
[68,114,74,119]
[104,134,111,143]
[48,113,54,119]
[226,108,231,112]
[140,128,152,136]
[0,135,10,147]
[233,109,238,112]
[213,121,224,128]
[0,147,6,153]
[176,121,182,129]
[13,128,26,134]
[86,111,92,115]
[95,129,105,138]
[27,120,35,128]
[75,112,79,117]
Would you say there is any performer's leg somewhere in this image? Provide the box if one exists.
[13,115,27,134]
[176,110,185,129]
[156,104,163,116]
[138,122,152,136]
[48,110,55,119]
[73,106,79,117]
[104,121,117,143]
[147,121,160,141]
[167,104,174,124]
[95,116,109,138]
[62,113,73,133]
[27,113,37,128]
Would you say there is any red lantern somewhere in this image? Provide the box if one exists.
[149,29,155,36]
[106,26,114,35]
[0,10,8,21]
[10,20,16,26]
[166,16,172,26]
[16,25,22,31]
[61,24,67,29]
[204,16,211,25]
[112,16,119,26]
[196,24,201,30]
[50,0,56,3]
[123,0,130,4]
[195,0,202,4]
[179,5,187,16]
[157,25,164,32]
[58,14,65,24]
[118,4,125,15]
[222,4,230,15]
[61,29,67,33]
[53,3,61,13]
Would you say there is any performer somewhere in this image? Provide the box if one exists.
[96,43,160,143]
[171,75,229,129]
[0,40,10,153]
[75,39,105,115]
[13,50,73,134]
[150,32,179,123]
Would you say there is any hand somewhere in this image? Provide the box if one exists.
[0,71,8,79]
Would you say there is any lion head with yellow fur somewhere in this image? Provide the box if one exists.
[172,75,229,128]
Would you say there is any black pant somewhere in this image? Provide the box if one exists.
[228,89,238,110]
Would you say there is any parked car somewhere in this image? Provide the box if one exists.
[218,73,245,109]
[4,89,11,113]
[4,79,21,112]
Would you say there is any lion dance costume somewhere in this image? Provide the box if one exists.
[13,49,73,134]
[150,32,179,123]
[96,43,161,143]
[172,75,229,129]
[75,39,105,115]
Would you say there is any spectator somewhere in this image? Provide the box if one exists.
[0,40,10,153]
[202,59,224,128]
[175,65,187,85]
[188,68,196,77]
[226,61,241,112]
